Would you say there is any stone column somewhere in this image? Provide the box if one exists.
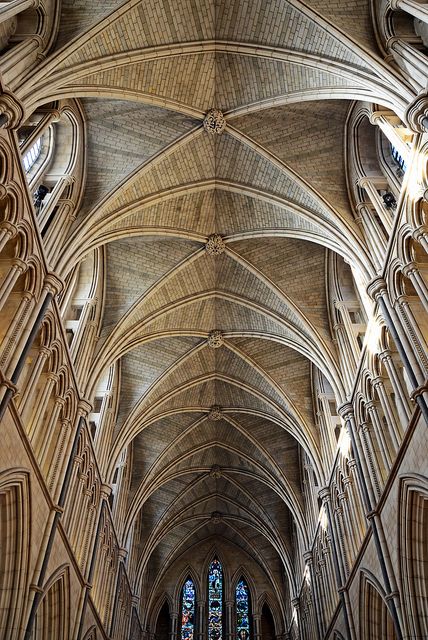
[318,488,355,640]
[0,0,38,23]
[358,178,393,234]
[253,613,261,640]
[169,611,179,640]
[197,601,206,640]
[355,204,386,271]
[390,0,428,24]
[225,600,234,640]
[302,551,322,640]
[20,108,61,156]
[371,376,401,451]
[338,403,404,638]
[402,261,428,314]
[369,111,410,161]
[367,278,425,388]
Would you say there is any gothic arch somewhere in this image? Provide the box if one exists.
[359,570,397,640]
[398,474,428,638]
[0,468,31,640]
[33,565,71,640]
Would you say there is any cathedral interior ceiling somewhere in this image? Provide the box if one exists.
[8,0,422,608]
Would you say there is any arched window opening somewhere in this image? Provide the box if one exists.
[208,559,223,640]
[181,578,196,640]
[390,145,407,173]
[236,579,251,640]
[23,137,41,172]
[156,601,170,640]
[261,604,275,640]
[361,577,397,639]
[400,480,428,638]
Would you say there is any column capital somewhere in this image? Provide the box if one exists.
[0,90,25,129]
[367,276,388,301]
[337,402,354,421]
[302,550,313,563]
[101,483,112,499]
[77,398,93,416]
[318,486,331,503]
[44,272,64,295]
[404,91,428,133]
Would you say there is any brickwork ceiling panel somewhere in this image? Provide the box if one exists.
[46,0,386,586]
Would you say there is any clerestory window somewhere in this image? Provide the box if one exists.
[23,137,42,172]
[390,144,407,172]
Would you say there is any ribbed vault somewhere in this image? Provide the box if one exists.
[21,0,416,622]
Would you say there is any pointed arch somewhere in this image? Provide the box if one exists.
[154,599,171,640]
[180,577,197,640]
[235,576,252,640]
[34,565,71,640]
[207,557,224,640]
[359,570,397,639]
[398,474,428,638]
[82,626,98,640]
[0,469,31,640]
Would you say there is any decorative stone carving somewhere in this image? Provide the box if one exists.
[210,465,222,478]
[208,406,223,421]
[203,109,226,135]
[211,511,223,523]
[205,234,225,256]
[0,91,25,129]
[207,330,224,349]
[404,92,428,132]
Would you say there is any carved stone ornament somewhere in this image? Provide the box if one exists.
[211,511,223,523]
[208,406,223,421]
[205,234,226,256]
[203,109,226,135]
[404,92,428,133]
[0,91,25,129]
[207,330,224,349]
[210,465,222,478]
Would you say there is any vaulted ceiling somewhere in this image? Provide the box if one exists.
[23,0,412,617]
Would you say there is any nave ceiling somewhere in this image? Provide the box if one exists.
[8,0,419,618]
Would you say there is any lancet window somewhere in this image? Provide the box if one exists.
[208,559,223,640]
[236,579,251,640]
[23,137,41,172]
[181,578,196,640]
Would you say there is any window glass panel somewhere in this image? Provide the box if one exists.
[23,138,42,172]
[208,559,223,640]
[390,144,407,172]
[181,578,196,640]
[236,579,250,640]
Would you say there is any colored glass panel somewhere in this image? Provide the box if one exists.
[181,578,196,640]
[236,579,250,640]
[208,559,223,640]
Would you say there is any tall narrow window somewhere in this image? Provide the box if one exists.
[391,144,407,172]
[208,558,223,640]
[181,578,196,640]
[236,579,251,640]
[23,138,42,172]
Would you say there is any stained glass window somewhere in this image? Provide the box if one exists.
[236,579,250,640]
[181,578,196,640]
[208,558,223,640]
